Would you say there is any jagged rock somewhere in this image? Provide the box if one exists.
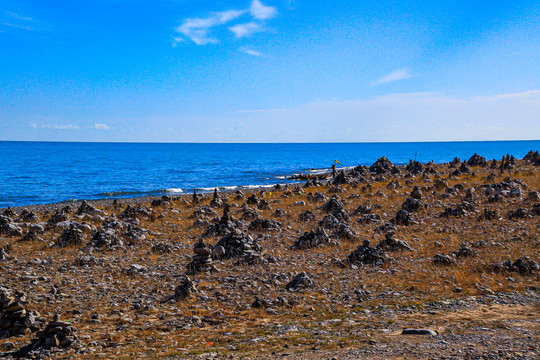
[306,191,327,203]
[16,210,39,223]
[328,185,345,193]
[257,199,271,210]
[190,206,218,219]
[298,210,315,222]
[401,197,423,212]
[319,214,340,229]
[89,229,123,249]
[459,162,471,174]
[151,242,172,254]
[477,208,499,221]
[391,210,417,226]
[440,202,476,217]
[286,272,313,290]
[173,277,197,300]
[369,157,393,174]
[47,210,69,226]
[273,208,287,217]
[453,245,476,258]
[432,254,456,266]
[434,179,448,191]
[526,191,540,202]
[76,200,103,216]
[241,207,260,221]
[213,229,262,264]
[500,257,538,275]
[467,153,488,167]
[246,194,259,205]
[334,223,356,240]
[386,180,402,190]
[120,205,152,219]
[357,214,381,224]
[405,160,424,175]
[533,203,540,216]
[209,189,224,208]
[0,247,11,261]
[322,195,344,213]
[353,204,372,215]
[507,208,531,220]
[2,207,15,217]
[448,157,461,168]
[293,227,337,249]
[410,186,423,200]
[378,232,412,251]
[248,218,283,232]
[56,225,85,247]
[347,240,387,266]
[0,286,45,339]
[523,150,540,165]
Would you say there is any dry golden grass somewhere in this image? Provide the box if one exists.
[0,161,539,358]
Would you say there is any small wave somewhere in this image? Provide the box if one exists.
[164,188,183,193]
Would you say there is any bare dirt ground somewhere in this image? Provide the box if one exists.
[1,152,539,359]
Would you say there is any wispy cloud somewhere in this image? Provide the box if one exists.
[175,10,245,45]
[229,22,262,38]
[31,123,80,130]
[250,0,277,20]
[93,123,110,130]
[372,68,414,86]
[174,1,278,46]
[6,11,32,21]
[3,10,34,31]
[239,47,263,56]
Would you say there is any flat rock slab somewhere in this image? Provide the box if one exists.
[401,328,437,336]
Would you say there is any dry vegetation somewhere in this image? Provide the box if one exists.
[1,153,539,359]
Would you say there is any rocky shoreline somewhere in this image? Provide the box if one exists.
[1,150,539,359]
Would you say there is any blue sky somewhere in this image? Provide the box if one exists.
[0,0,539,142]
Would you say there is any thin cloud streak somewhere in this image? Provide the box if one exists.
[372,68,414,86]
[239,47,263,56]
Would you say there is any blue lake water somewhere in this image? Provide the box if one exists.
[0,141,538,207]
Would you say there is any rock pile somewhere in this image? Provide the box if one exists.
[0,286,44,338]
[401,197,423,212]
[186,240,216,275]
[0,216,22,237]
[391,209,417,226]
[369,157,393,174]
[56,224,86,247]
[76,200,103,216]
[440,201,476,217]
[213,229,263,264]
[432,254,456,266]
[31,316,78,350]
[467,153,488,167]
[286,272,313,290]
[498,257,538,275]
[89,229,122,249]
[248,218,283,232]
[173,277,197,301]
[377,232,412,251]
[209,189,224,208]
[347,240,387,266]
[321,195,344,213]
[293,227,337,249]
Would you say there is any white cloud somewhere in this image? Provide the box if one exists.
[250,0,277,20]
[372,68,414,86]
[31,123,80,130]
[229,22,262,38]
[94,123,110,130]
[239,47,263,56]
[176,9,245,45]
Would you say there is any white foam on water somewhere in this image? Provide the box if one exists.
[165,188,183,193]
